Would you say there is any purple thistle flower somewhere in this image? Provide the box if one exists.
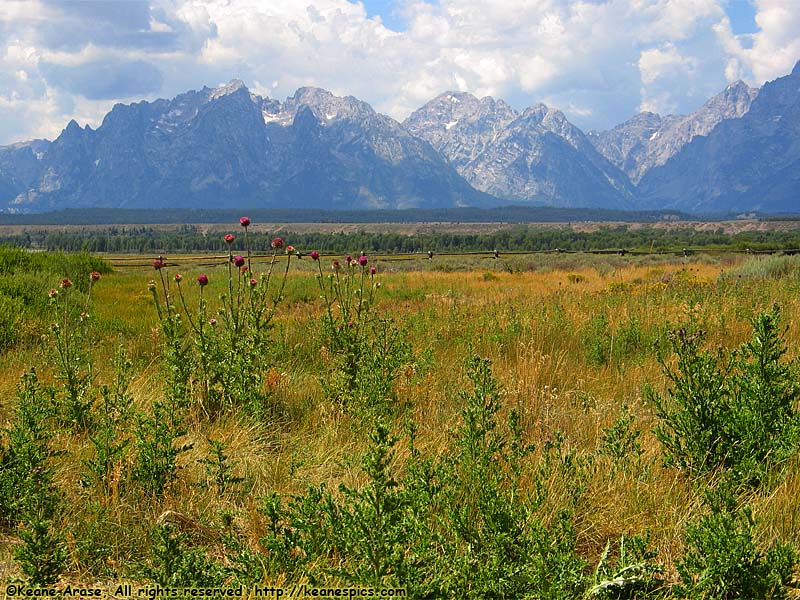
[174,273,183,282]
[239,216,251,227]
[358,255,368,267]
[310,251,320,261]
[152,258,166,270]
[271,237,284,249]
[90,271,101,282]
[369,266,377,275]
[224,233,235,244]
[233,255,245,267]
[197,274,209,287]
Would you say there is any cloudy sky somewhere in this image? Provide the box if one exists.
[1,0,798,145]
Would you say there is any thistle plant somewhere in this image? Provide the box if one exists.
[315,254,376,394]
[84,348,133,502]
[312,252,410,411]
[198,438,244,495]
[149,218,294,418]
[47,271,102,430]
[149,258,193,413]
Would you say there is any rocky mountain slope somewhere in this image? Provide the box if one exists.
[405,93,635,208]
[588,81,758,183]
[0,61,798,214]
[0,81,488,212]
[637,62,800,213]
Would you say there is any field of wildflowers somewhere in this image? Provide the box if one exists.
[1,219,800,598]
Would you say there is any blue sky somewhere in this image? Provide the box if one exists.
[0,0,798,145]
[726,0,759,34]
[362,0,407,30]
[361,0,761,34]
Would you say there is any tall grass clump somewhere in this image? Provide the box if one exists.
[0,292,23,350]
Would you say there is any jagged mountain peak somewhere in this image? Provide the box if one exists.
[209,79,248,100]
[55,119,94,143]
[521,102,550,117]
[403,91,518,172]
[703,80,758,113]
[434,90,472,101]
[631,111,662,123]
[434,90,514,109]
[521,104,574,133]
[64,119,83,133]
[725,79,749,92]
[590,76,759,183]
[284,86,376,124]
[408,91,633,209]
[518,104,593,153]
[408,90,515,119]
[0,81,487,212]
[291,86,337,102]
[637,63,800,212]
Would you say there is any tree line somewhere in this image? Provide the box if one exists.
[4,225,800,254]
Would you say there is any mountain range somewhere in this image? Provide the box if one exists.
[1,61,798,214]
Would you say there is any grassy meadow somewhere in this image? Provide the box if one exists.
[2,237,800,597]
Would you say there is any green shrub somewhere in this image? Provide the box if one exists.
[258,356,588,597]
[584,312,612,366]
[142,524,225,587]
[83,349,133,499]
[331,421,411,587]
[0,370,67,586]
[198,439,244,495]
[648,307,800,485]
[430,356,586,599]
[132,399,191,498]
[259,485,339,584]
[677,487,797,599]
[598,404,643,473]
